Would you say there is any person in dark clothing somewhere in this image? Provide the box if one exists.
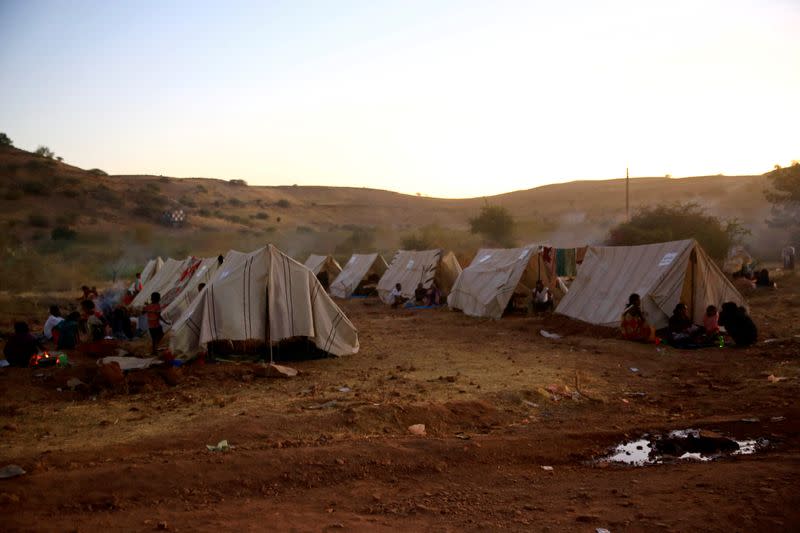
[111,305,133,340]
[667,303,702,346]
[414,283,428,305]
[755,269,774,288]
[3,322,40,367]
[56,312,81,350]
[719,302,758,346]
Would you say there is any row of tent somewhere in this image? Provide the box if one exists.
[132,238,745,361]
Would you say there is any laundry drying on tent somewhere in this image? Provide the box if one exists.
[329,253,388,299]
[555,239,746,330]
[169,245,359,360]
[448,246,558,319]
[304,254,342,291]
[160,255,225,325]
[130,257,194,311]
[377,249,462,306]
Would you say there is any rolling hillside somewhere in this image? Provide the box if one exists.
[0,144,784,290]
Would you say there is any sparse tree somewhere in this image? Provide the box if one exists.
[607,202,748,260]
[469,205,516,247]
[764,162,800,241]
[0,132,12,146]
[34,145,54,158]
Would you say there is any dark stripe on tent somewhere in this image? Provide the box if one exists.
[283,255,295,336]
[323,312,344,354]
[186,316,201,337]
[209,284,219,340]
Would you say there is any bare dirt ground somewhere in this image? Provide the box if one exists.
[2,273,799,532]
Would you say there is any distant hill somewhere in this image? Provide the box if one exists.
[0,144,784,290]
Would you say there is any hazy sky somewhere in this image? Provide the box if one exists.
[1,0,798,198]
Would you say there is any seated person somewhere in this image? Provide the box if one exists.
[755,269,774,288]
[414,283,428,305]
[531,280,554,312]
[3,322,41,367]
[667,303,702,345]
[388,283,407,308]
[704,305,720,336]
[55,312,81,350]
[426,283,441,306]
[81,300,107,341]
[620,293,656,343]
[42,305,65,343]
[719,302,758,346]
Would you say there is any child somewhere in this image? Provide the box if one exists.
[143,292,164,355]
[704,305,719,336]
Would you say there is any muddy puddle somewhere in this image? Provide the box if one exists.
[602,429,768,466]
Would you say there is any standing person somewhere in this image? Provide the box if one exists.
[531,280,554,313]
[143,292,164,355]
[42,305,64,342]
[620,293,656,343]
[3,322,40,367]
[783,245,796,270]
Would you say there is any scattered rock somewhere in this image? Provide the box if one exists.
[408,424,426,436]
[254,363,298,378]
[0,465,26,479]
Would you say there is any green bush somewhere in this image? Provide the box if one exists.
[228,197,244,207]
[3,188,22,201]
[88,168,108,176]
[28,214,50,228]
[34,145,54,159]
[51,226,77,240]
[20,180,50,196]
[607,203,748,260]
[179,196,197,208]
[253,212,269,220]
[90,185,124,207]
[198,208,211,217]
[276,199,291,208]
[468,205,515,247]
[0,132,12,146]
[229,179,248,186]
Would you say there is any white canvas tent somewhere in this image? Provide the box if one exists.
[377,249,462,304]
[329,253,388,299]
[170,245,359,360]
[130,257,193,310]
[161,256,223,325]
[448,246,557,319]
[304,254,342,279]
[140,257,163,285]
[555,239,745,329]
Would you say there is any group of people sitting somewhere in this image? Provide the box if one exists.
[387,282,442,309]
[621,293,758,347]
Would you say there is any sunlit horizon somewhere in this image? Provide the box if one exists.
[1,0,798,198]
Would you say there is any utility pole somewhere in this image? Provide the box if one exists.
[625,167,630,222]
